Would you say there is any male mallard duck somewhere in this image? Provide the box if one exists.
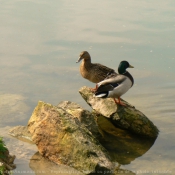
[94,61,134,106]
[76,51,116,90]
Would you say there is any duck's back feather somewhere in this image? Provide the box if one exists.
[80,61,116,83]
[97,74,127,87]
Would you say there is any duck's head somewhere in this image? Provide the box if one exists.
[118,61,134,74]
[76,51,91,63]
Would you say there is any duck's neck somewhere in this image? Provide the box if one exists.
[82,58,92,69]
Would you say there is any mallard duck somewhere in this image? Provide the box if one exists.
[76,51,116,90]
[94,61,134,106]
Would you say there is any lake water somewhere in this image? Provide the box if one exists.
[0,0,175,174]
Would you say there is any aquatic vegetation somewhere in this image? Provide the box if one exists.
[0,137,7,154]
[0,137,7,175]
[0,165,5,175]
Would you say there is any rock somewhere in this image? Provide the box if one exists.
[79,86,159,138]
[58,101,102,139]
[8,99,155,174]
[28,101,115,174]
[58,97,158,160]
[8,101,102,144]
[9,126,33,144]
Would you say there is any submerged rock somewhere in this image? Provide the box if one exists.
[30,152,84,175]
[9,126,33,144]
[79,86,159,138]
[28,101,115,174]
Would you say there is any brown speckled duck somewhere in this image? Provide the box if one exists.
[76,51,117,90]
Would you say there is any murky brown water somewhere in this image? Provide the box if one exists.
[0,0,175,174]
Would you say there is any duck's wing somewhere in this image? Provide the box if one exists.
[95,84,114,93]
[96,74,127,93]
[105,71,118,79]
[93,63,116,77]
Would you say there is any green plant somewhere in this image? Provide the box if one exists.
[0,137,7,153]
[0,164,5,175]
[0,137,7,175]
[0,137,7,160]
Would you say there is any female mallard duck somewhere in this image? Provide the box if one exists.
[94,61,134,106]
[76,51,116,90]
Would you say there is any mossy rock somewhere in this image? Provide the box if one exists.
[28,101,115,174]
[79,86,159,138]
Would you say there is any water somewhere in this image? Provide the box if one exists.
[0,0,175,174]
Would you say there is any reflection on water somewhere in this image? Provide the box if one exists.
[0,0,175,174]
[97,116,157,165]
[30,152,84,175]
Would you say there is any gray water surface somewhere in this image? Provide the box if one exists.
[0,1,175,174]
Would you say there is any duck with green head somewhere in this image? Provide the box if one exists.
[94,61,134,106]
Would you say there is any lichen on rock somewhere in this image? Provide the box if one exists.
[58,101,102,139]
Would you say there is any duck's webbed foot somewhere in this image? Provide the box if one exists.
[113,98,126,106]
[90,84,98,92]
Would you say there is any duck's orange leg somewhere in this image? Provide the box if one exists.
[90,84,98,92]
[113,97,126,106]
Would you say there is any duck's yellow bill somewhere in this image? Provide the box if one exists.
[129,64,134,68]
